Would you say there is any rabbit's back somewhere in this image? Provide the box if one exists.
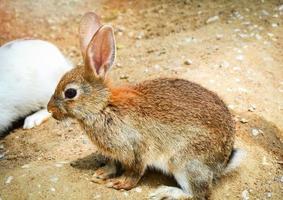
[133,78,234,132]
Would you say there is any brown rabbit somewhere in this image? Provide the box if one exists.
[47,12,245,200]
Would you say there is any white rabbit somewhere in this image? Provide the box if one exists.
[0,39,73,135]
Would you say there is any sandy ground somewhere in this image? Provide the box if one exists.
[0,0,283,199]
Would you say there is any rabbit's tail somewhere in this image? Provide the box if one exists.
[223,148,246,174]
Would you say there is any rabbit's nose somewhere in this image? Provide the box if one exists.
[47,102,61,120]
[47,97,65,120]
[47,106,56,114]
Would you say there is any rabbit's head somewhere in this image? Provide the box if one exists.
[47,12,116,121]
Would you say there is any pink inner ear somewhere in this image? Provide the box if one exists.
[86,25,115,77]
[79,12,102,59]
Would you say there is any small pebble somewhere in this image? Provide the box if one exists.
[233,66,241,71]
[240,118,248,123]
[57,161,69,164]
[266,192,272,198]
[261,10,269,16]
[154,64,161,70]
[134,187,142,193]
[220,61,230,68]
[262,156,270,165]
[216,34,223,39]
[50,175,59,183]
[54,163,63,168]
[0,144,4,150]
[251,128,260,136]
[248,105,256,112]
[239,87,248,93]
[234,48,242,53]
[235,78,240,83]
[116,63,122,68]
[206,16,219,24]
[128,32,134,38]
[184,59,193,65]
[136,32,144,40]
[5,176,13,184]
[120,75,129,80]
[280,176,283,183]
[21,164,30,169]
[255,34,262,40]
[184,37,197,43]
[0,153,4,160]
[82,139,88,144]
[267,33,274,37]
[226,88,234,92]
[242,21,251,25]
[123,192,129,196]
[242,189,249,200]
[278,5,283,11]
[271,23,278,28]
[94,194,101,199]
[228,104,235,109]
[116,44,125,50]
[50,187,56,192]
[236,55,244,61]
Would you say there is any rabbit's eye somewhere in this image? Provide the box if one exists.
[64,88,77,99]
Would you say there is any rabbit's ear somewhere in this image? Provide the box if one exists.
[85,25,116,79]
[79,12,102,59]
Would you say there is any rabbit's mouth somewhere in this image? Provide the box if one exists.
[52,113,65,121]
[47,104,66,121]
[47,96,67,121]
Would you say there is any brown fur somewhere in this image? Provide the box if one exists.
[47,12,236,200]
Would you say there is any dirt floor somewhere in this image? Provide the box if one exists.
[0,0,283,199]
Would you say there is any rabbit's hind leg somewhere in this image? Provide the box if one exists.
[182,160,213,200]
[149,167,194,200]
[149,159,213,200]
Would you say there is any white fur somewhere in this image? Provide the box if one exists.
[149,167,194,199]
[148,155,169,174]
[174,170,193,194]
[0,39,73,134]
[224,148,247,174]
[149,186,193,200]
[23,109,51,129]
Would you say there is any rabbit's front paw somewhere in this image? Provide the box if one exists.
[23,109,51,129]
[105,172,141,190]
[92,162,117,183]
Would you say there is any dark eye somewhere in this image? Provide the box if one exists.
[64,88,77,99]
